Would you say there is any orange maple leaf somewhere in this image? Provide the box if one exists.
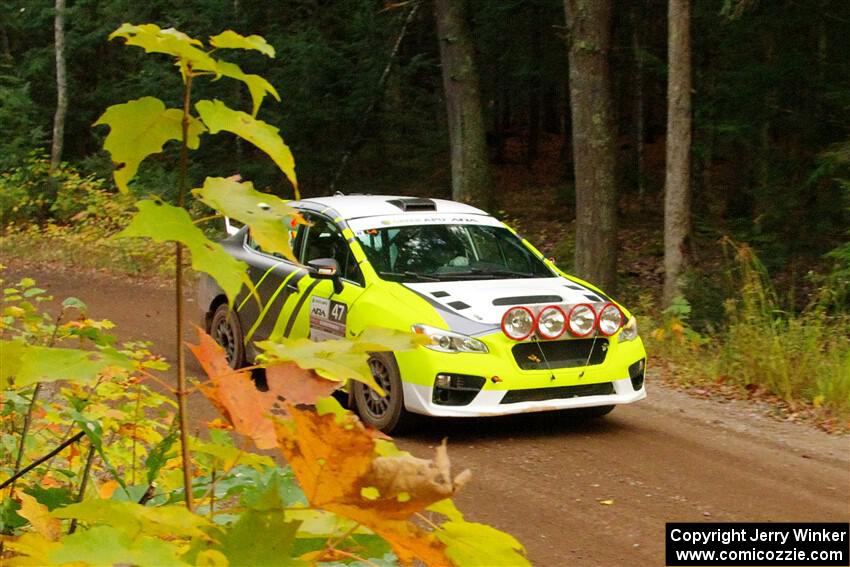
[187,327,284,449]
[265,362,339,405]
[275,406,469,566]
[187,327,341,450]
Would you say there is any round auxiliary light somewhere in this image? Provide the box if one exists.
[567,303,597,337]
[501,306,535,341]
[536,305,567,340]
[598,303,624,336]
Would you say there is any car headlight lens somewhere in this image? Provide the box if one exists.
[501,306,535,340]
[567,303,597,337]
[598,303,624,336]
[536,305,566,339]
[412,324,488,353]
[619,316,639,342]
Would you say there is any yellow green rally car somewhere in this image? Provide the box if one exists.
[200,195,646,433]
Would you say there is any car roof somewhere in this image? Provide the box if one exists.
[294,194,490,221]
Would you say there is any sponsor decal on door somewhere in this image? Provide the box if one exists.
[309,296,347,340]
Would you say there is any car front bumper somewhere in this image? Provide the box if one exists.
[394,333,647,417]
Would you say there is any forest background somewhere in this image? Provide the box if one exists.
[1,0,849,422]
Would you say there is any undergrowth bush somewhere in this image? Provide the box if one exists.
[718,243,850,416]
[648,239,850,421]
[0,156,171,276]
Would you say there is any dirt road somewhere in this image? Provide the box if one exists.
[8,266,849,566]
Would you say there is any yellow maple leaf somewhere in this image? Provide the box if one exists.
[16,492,62,542]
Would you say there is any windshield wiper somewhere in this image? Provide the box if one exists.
[377,271,441,282]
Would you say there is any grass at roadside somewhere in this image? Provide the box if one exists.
[0,157,173,277]
[2,221,172,277]
[644,241,850,430]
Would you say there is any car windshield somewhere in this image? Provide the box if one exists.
[355,223,554,282]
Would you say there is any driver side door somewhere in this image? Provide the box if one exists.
[269,213,368,342]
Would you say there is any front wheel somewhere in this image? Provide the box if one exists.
[353,353,414,434]
[572,404,615,420]
[210,303,246,369]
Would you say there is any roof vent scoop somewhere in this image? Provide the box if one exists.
[387,198,437,212]
[493,295,563,306]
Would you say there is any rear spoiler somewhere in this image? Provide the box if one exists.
[224,217,240,236]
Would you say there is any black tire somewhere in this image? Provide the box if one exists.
[210,304,246,369]
[573,404,615,420]
[353,352,414,434]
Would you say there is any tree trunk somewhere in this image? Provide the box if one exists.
[435,0,493,209]
[526,4,542,168]
[0,24,11,62]
[49,0,67,173]
[493,68,507,164]
[564,0,618,292]
[662,0,692,306]
[543,84,561,135]
[631,2,646,200]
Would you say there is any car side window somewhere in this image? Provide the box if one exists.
[301,216,364,286]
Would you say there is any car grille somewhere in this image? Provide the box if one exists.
[512,338,608,370]
[500,382,615,404]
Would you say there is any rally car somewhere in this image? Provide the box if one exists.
[200,195,646,433]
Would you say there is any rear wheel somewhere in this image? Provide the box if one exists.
[353,353,414,434]
[210,304,246,369]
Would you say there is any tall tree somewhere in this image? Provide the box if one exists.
[49,0,67,173]
[563,0,618,291]
[663,0,691,305]
[435,0,493,208]
[631,1,646,200]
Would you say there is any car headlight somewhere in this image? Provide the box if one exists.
[536,305,566,339]
[567,304,596,337]
[412,324,489,354]
[619,316,639,342]
[598,303,624,336]
[501,306,535,340]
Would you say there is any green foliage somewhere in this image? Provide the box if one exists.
[0,154,116,225]
[0,157,172,276]
[647,243,850,420]
[0,74,45,171]
[1,341,133,389]
[52,499,212,539]
[210,30,275,57]
[94,97,206,194]
[214,60,281,118]
[717,244,850,416]
[207,509,302,566]
[258,327,428,395]
[2,274,529,566]
[192,176,302,261]
[430,499,529,567]
[1,273,179,545]
[194,100,296,194]
[3,20,529,565]
[116,199,249,302]
[549,232,575,272]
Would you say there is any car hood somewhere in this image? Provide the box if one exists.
[403,277,608,328]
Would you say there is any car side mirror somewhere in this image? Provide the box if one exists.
[306,258,343,294]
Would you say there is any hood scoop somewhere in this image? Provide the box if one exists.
[492,295,563,306]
